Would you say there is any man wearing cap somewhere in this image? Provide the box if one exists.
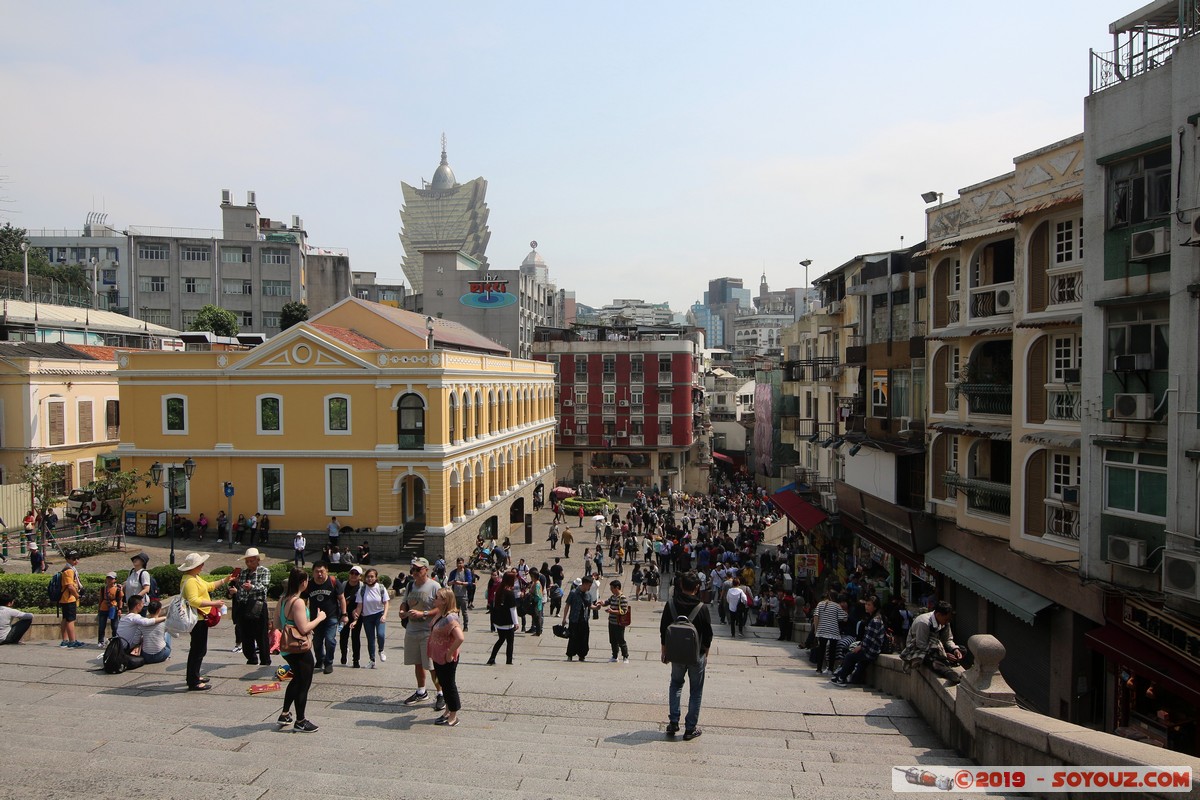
[293,531,306,567]
[124,552,152,607]
[561,575,600,662]
[28,541,45,574]
[230,548,272,666]
[178,552,235,690]
[400,557,444,710]
[340,565,365,667]
[446,558,474,632]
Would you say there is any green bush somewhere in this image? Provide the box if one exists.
[0,568,214,612]
[209,565,234,576]
[561,498,614,516]
[149,565,182,597]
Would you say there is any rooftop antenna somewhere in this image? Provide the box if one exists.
[440,132,448,164]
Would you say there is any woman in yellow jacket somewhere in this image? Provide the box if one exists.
[178,552,234,691]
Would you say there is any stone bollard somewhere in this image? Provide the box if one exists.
[955,634,1017,742]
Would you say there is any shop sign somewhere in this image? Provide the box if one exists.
[459,273,516,308]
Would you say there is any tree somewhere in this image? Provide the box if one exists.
[20,462,66,516]
[90,467,152,524]
[280,301,309,331]
[0,223,52,276]
[190,304,239,336]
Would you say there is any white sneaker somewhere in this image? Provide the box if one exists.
[623,658,630,663]
[232,644,242,654]
[97,640,106,648]
[380,652,387,662]
[609,657,618,663]
[369,661,376,669]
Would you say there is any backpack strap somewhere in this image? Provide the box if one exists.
[685,602,703,623]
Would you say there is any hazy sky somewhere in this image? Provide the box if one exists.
[2,1,1134,313]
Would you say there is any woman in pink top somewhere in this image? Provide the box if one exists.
[427,587,465,726]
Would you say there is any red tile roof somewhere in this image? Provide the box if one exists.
[311,325,385,351]
[66,345,121,362]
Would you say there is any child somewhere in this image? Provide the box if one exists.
[603,579,630,662]
[97,572,123,647]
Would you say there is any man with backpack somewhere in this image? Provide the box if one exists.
[660,570,712,741]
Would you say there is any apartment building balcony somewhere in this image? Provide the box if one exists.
[943,473,1012,517]
[601,403,617,416]
[657,372,673,386]
[1047,389,1081,422]
[629,435,644,446]
[968,282,1015,319]
[1046,504,1081,542]
[959,383,1014,416]
[656,402,673,415]
[602,372,616,384]
[1047,267,1083,306]
[783,418,838,441]
[844,335,866,366]
[658,434,674,446]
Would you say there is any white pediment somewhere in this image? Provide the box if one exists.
[228,326,377,372]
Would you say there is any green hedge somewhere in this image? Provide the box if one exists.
[0,564,395,611]
[561,498,615,516]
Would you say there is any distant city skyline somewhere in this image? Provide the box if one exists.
[2,1,1133,314]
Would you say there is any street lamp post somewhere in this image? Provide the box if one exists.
[90,257,99,307]
[19,243,29,301]
[150,457,196,565]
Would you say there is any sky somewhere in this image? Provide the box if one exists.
[1,1,1137,314]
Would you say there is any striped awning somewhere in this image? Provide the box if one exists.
[926,325,1013,340]
[917,223,1017,257]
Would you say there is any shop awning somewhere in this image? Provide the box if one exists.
[928,421,1013,440]
[1016,313,1082,329]
[1086,625,1200,707]
[770,490,828,533]
[1020,432,1081,449]
[926,324,1013,341]
[712,452,734,464]
[923,547,1053,625]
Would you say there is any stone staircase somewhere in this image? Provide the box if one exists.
[0,594,990,799]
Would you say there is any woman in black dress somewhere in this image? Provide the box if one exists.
[486,571,518,665]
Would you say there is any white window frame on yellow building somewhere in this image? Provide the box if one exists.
[162,394,188,435]
[259,464,285,514]
[325,464,353,516]
[257,393,284,436]
[325,394,351,436]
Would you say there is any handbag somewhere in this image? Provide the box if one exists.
[279,597,312,654]
[552,624,570,639]
[165,594,198,635]
[617,603,632,627]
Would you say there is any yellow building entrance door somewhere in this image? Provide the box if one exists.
[399,475,426,529]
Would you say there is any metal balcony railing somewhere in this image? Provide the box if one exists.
[1047,390,1081,422]
[1046,505,1081,541]
[944,473,1011,516]
[948,298,961,324]
[1048,269,1083,305]
[959,383,1013,415]
[969,282,1015,319]
[629,435,644,446]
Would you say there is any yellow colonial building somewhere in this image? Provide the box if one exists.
[115,297,557,560]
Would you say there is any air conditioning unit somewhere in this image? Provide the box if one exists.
[898,416,914,436]
[562,400,573,407]
[1163,552,1200,601]
[1112,393,1155,421]
[827,300,843,314]
[562,428,574,436]
[618,400,629,407]
[1113,353,1152,372]
[1061,368,1081,385]
[1060,485,1080,505]
[617,431,627,438]
[1130,227,1169,260]
[1107,535,1147,567]
[994,287,1015,313]
[820,492,838,512]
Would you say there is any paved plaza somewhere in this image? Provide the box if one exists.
[0,503,987,799]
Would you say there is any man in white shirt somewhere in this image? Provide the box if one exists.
[725,578,748,638]
[115,596,168,666]
[327,517,340,548]
[0,595,33,645]
[293,532,307,567]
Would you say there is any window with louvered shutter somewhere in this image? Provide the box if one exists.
[1027,337,1047,424]
[78,401,93,443]
[933,259,950,328]
[1025,450,1047,536]
[105,400,120,439]
[1029,221,1049,312]
[932,348,948,414]
[79,460,94,487]
[932,434,949,499]
[48,402,65,446]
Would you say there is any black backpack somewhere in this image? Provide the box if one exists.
[102,637,130,674]
[665,599,703,665]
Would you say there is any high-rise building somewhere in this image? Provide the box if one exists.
[399,139,491,295]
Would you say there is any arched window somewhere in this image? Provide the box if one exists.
[448,394,458,443]
[397,394,425,449]
[474,390,483,438]
[257,394,283,435]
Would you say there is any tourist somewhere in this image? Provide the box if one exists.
[304,561,345,675]
[400,557,444,711]
[340,566,364,667]
[486,571,518,665]
[293,531,306,567]
[604,579,631,662]
[900,600,964,685]
[278,567,323,732]
[831,596,887,686]
[57,550,83,648]
[562,576,599,662]
[0,594,33,645]
[446,558,474,632]
[178,551,234,690]
[353,567,389,668]
[232,548,271,666]
[97,572,123,648]
[139,600,172,664]
[812,589,847,675]
[124,552,152,606]
[661,570,712,740]
[428,587,465,726]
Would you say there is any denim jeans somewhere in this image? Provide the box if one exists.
[312,618,338,667]
[361,612,385,662]
[669,654,706,730]
[143,633,172,664]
